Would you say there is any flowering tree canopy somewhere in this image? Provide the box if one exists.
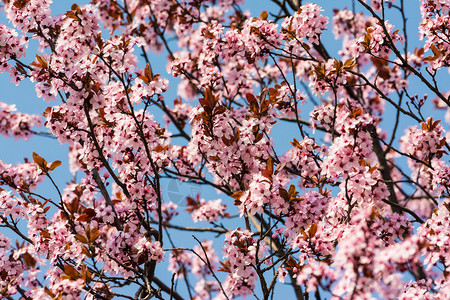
[1,0,450,299]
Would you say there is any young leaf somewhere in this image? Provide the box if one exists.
[49,160,62,171]
[63,264,80,280]
[32,151,47,170]
[231,191,245,199]
[274,162,286,175]
[260,10,268,20]
[144,63,153,81]
[89,227,100,243]
[75,234,88,244]
[309,224,318,238]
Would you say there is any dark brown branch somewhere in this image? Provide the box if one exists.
[152,276,184,300]
[368,125,402,214]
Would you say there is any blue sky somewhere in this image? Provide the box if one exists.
[0,0,448,298]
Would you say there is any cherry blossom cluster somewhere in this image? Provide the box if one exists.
[350,20,403,58]
[285,191,329,235]
[313,102,393,221]
[0,158,43,192]
[419,0,450,69]
[400,117,446,161]
[3,0,53,33]
[222,229,267,297]
[0,24,25,74]
[369,0,396,12]
[0,232,25,297]
[281,4,328,46]
[0,0,450,299]
[193,279,221,300]
[0,189,26,220]
[225,15,282,62]
[308,58,357,96]
[281,137,323,189]
[0,101,41,140]
[332,9,374,39]
[188,100,274,192]
[188,196,227,223]
[168,240,219,278]
[418,200,450,269]
[432,162,450,197]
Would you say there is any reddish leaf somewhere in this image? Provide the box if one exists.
[274,162,286,175]
[288,184,296,198]
[138,75,150,84]
[82,246,92,258]
[40,229,50,239]
[89,227,100,243]
[44,287,56,298]
[144,63,153,80]
[49,160,62,171]
[22,252,36,267]
[63,264,80,280]
[286,256,297,268]
[75,234,88,244]
[260,10,268,20]
[213,105,227,115]
[218,260,231,273]
[81,264,92,283]
[204,88,216,108]
[222,136,233,146]
[199,96,208,108]
[266,156,274,173]
[13,0,28,9]
[246,93,257,105]
[279,188,289,202]
[291,138,301,148]
[231,191,245,199]
[309,224,317,238]
[77,213,93,222]
[0,270,7,281]
[261,168,272,179]
[32,151,47,169]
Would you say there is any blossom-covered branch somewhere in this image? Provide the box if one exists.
[0,0,450,299]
